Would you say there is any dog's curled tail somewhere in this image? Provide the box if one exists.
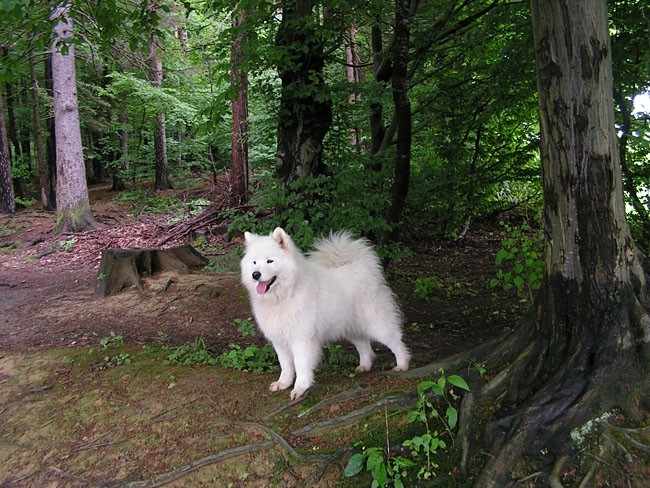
[310,231,382,270]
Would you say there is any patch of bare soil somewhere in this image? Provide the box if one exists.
[0,183,520,486]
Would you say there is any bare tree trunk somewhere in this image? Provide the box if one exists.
[44,54,57,210]
[51,2,97,232]
[345,24,363,147]
[382,0,411,246]
[275,0,332,189]
[147,20,171,191]
[0,92,15,214]
[112,111,128,191]
[29,49,49,210]
[230,9,249,205]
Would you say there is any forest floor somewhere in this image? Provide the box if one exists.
[0,182,526,487]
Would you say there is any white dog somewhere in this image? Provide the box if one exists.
[241,227,410,400]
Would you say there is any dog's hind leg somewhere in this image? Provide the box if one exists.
[351,338,376,373]
[370,328,411,371]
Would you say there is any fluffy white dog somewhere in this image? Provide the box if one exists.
[241,227,410,400]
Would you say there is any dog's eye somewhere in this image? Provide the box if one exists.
[267,259,274,264]
[253,260,256,265]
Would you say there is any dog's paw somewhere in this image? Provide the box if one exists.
[289,387,308,401]
[392,363,410,372]
[269,381,291,392]
[355,364,372,374]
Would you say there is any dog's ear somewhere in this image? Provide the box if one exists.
[272,227,291,251]
[244,231,256,244]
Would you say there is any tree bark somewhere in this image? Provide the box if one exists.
[230,9,250,205]
[146,10,172,192]
[0,92,15,214]
[382,0,411,245]
[29,49,50,210]
[274,0,332,189]
[95,246,208,297]
[51,2,97,232]
[463,1,650,485]
[44,54,57,211]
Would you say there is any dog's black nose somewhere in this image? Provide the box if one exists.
[252,271,261,280]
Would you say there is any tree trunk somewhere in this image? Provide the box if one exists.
[274,0,332,189]
[44,54,57,211]
[0,92,15,214]
[382,0,411,245]
[461,1,650,485]
[29,49,50,210]
[147,24,172,191]
[94,246,208,297]
[51,2,97,232]
[230,9,250,205]
[112,111,128,191]
[345,24,363,147]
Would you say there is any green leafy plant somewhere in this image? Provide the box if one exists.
[490,219,544,300]
[413,276,442,301]
[234,317,257,337]
[98,332,131,367]
[165,335,218,365]
[217,343,277,373]
[344,371,470,486]
[100,331,124,349]
[58,238,77,252]
[344,445,414,488]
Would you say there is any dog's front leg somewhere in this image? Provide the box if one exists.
[269,343,295,393]
[290,342,321,401]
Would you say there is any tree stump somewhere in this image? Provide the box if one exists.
[94,246,209,297]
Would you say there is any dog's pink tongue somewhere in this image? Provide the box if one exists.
[256,281,269,294]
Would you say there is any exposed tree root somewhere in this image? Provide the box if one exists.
[99,418,349,487]
[100,440,276,487]
[292,391,418,437]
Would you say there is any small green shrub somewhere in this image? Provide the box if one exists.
[165,335,218,365]
[58,238,77,252]
[490,219,544,301]
[217,343,278,373]
[344,370,470,487]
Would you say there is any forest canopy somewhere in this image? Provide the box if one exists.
[0,0,646,250]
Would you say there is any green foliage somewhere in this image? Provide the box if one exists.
[100,331,125,349]
[217,343,278,373]
[112,189,184,215]
[344,371,470,486]
[234,317,257,337]
[99,332,131,367]
[230,162,406,262]
[58,238,77,253]
[490,219,544,301]
[165,335,218,366]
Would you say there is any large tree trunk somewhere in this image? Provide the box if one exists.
[51,2,97,232]
[230,9,249,205]
[0,92,15,214]
[274,0,332,189]
[455,1,650,485]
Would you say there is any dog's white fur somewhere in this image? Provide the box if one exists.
[241,227,410,400]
